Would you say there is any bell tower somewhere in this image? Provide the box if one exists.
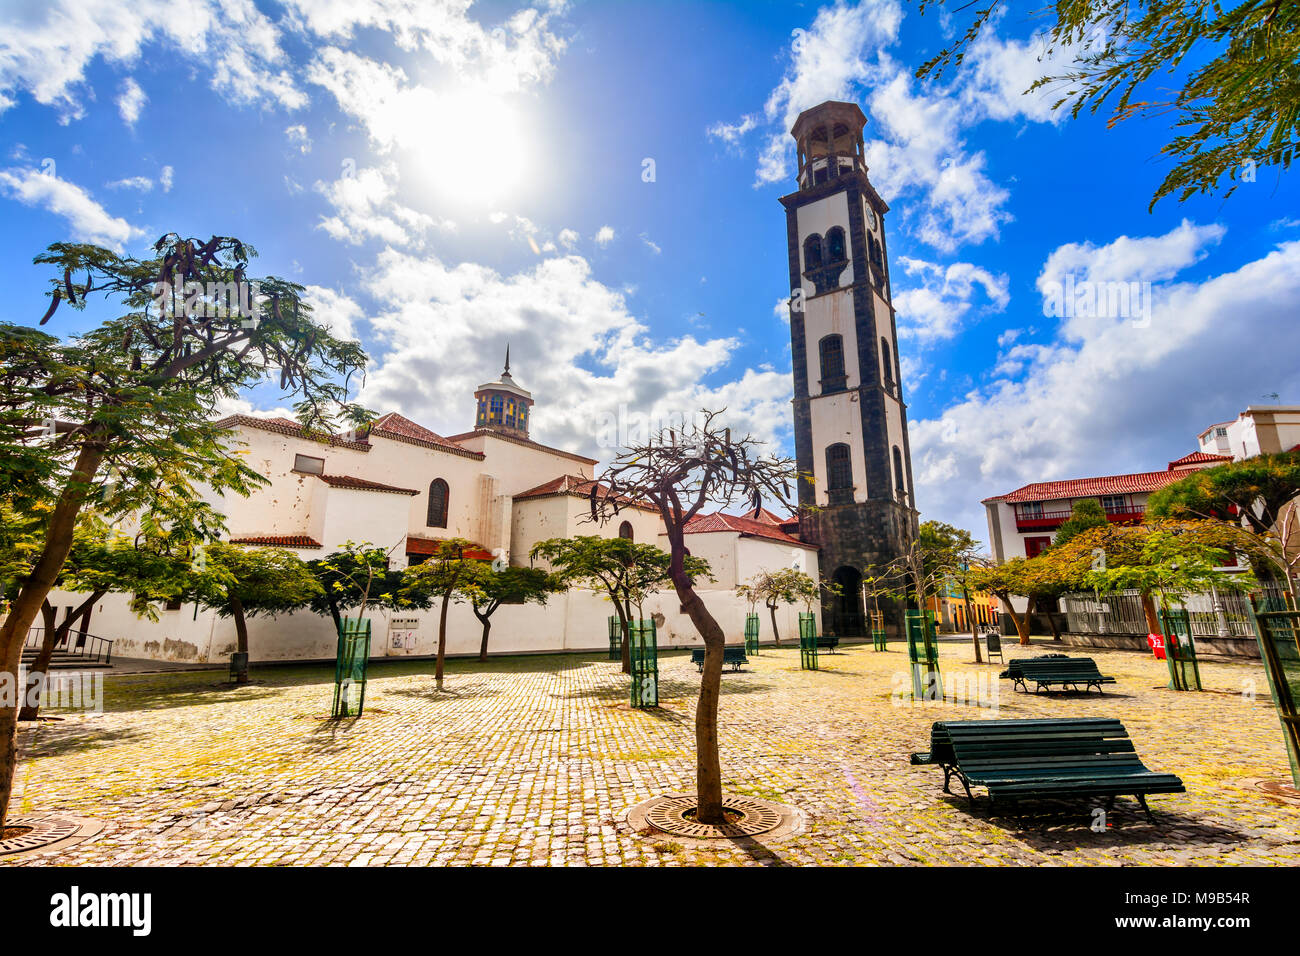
[474,346,534,439]
[780,100,918,638]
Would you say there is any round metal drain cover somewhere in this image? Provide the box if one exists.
[0,816,86,857]
[641,795,783,839]
[1252,779,1300,805]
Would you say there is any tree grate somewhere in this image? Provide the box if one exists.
[0,816,82,856]
[642,795,782,839]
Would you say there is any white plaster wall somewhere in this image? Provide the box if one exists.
[794,191,854,298]
[809,394,869,505]
[318,487,411,557]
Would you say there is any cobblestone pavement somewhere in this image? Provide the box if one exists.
[5,639,1297,866]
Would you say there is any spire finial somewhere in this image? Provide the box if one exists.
[504,343,511,375]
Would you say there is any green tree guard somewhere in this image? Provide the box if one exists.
[1248,597,1300,787]
[332,618,372,718]
[871,610,887,651]
[608,615,621,660]
[799,612,819,671]
[906,609,942,701]
[1157,607,1203,691]
[630,618,658,708]
[744,613,760,655]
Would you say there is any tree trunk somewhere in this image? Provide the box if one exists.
[962,586,981,663]
[327,596,343,638]
[476,608,493,663]
[1141,592,1161,634]
[436,588,452,690]
[230,596,251,684]
[768,603,780,646]
[617,605,632,674]
[0,439,107,830]
[1001,595,1033,645]
[20,591,103,721]
[674,574,726,825]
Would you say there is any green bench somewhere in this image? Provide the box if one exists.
[910,718,1184,823]
[815,636,839,653]
[691,647,749,672]
[1000,655,1115,694]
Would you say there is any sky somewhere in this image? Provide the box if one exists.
[2,0,1299,544]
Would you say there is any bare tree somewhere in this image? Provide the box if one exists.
[591,410,798,825]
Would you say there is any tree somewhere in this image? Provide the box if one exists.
[187,542,322,683]
[400,538,479,690]
[969,557,1066,645]
[457,564,559,662]
[307,541,422,637]
[915,520,984,662]
[531,536,708,673]
[1148,450,1300,604]
[592,409,798,826]
[0,233,366,828]
[1053,498,1109,549]
[737,567,817,647]
[915,0,1300,208]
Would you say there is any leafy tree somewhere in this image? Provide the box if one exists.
[915,520,984,662]
[456,564,560,662]
[1053,498,1109,548]
[400,538,479,690]
[531,536,708,673]
[307,542,422,636]
[737,567,817,647]
[915,0,1300,207]
[593,409,797,826]
[969,557,1067,645]
[0,233,366,828]
[186,542,322,683]
[1148,450,1300,604]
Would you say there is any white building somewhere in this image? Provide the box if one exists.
[1197,405,1300,461]
[45,357,819,664]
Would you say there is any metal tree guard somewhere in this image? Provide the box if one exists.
[1157,607,1203,691]
[629,618,658,708]
[331,617,372,718]
[798,612,819,671]
[871,610,887,651]
[607,615,622,660]
[744,612,760,655]
[905,609,942,701]
[1248,595,1300,787]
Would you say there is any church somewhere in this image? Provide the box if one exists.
[47,98,914,664]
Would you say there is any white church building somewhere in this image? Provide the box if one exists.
[53,356,818,665]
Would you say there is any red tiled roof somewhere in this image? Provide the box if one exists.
[514,474,658,512]
[214,414,371,451]
[229,535,323,549]
[404,536,494,560]
[370,413,484,459]
[1167,451,1232,469]
[442,428,598,465]
[317,474,419,495]
[739,506,787,525]
[682,512,816,550]
[982,470,1188,505]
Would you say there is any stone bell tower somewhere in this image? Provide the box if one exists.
[779,100,918,637]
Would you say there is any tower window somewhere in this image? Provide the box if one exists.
[818,334,847,393]
[490,394,503,422]
[803,234,823,272]
[893,447,906,502]
[826,227,846,263]
[427,478,449,528]
[826,443,852,492]
[881,337,895,391]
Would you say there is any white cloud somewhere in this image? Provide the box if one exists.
[302,284,365,341]
[285,124,313,154]
[557,228,578,248]
[640,233,661,254]
[105,175,153,191]
[116,77,146,126]
[159,165,174,192]
[314,164,453,247]
[893,256,1009,343]
[0,166,142,250]
[594,225,615,246]
[909,231,1300,539]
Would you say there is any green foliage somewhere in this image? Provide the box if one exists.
[742,567,820,612]
[1053,498,1109,548]
[399,537,481,601]
[530,536,711,615]
[916,0,1300,207]
[1084,527,1256,607]
[187,542,323,619]
[307,542,424,629]
[457,564,560,620]
[1148,450,1300,534]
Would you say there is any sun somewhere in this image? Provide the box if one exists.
[401,88,534,207]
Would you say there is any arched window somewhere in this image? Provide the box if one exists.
[618,521,634,541]
[826,227,846,262]
[893,447,906,501]
[826,443,852,492]
[881,337,895,391]
[818,334,846,393]
[427,478,449,528]
[803,234,823,272]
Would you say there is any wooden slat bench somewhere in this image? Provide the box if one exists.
[910,718,1184,823]
[1000,656,1115,694]
[815,636,839,653]
[691,647,749,672]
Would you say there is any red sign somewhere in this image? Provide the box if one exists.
[1147,633,1166,660]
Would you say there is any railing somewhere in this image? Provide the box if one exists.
[23,627,114,665]
[1061,585,1288,639]
[1015,504,1145,531]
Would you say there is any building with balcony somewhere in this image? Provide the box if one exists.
[1197,405,1300,461]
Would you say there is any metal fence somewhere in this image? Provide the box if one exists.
[1061,585,1288,638]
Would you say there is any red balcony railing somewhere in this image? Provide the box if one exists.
[1015,504,1145,532]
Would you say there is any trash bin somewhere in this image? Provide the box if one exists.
[1146,633,1166,660]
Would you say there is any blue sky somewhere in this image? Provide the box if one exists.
[3,0,1299,541]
